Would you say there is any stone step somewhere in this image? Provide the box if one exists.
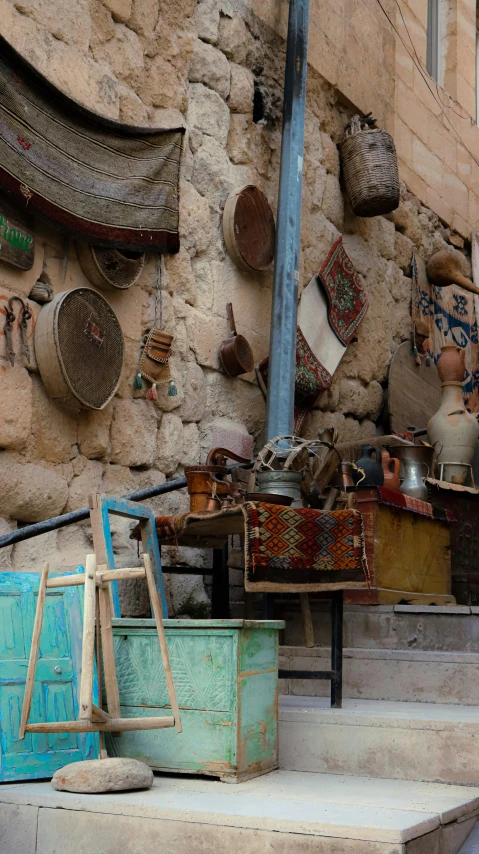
[279,696,479,787]
[279,646,479,704]
[1,770,478,854]
[460,821,479,851]
[280,603,479,652]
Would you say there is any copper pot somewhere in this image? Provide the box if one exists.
[219,303,254,377]
[184,465,233,513]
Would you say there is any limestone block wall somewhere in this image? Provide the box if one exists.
[0,0,470,615]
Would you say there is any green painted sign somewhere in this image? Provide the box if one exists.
[0,196,34,270]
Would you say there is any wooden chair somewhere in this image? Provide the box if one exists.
[19,553,181,737]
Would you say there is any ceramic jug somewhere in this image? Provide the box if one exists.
[399,458,428,501]
[427,345,479,485]
[381,450,401,491]
[353,444,384,487]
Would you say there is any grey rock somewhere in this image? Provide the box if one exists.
[51,758,153,793]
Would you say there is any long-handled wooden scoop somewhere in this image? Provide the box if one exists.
[427,251,479,296]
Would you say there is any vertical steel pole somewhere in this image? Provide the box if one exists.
[265,0,310,441]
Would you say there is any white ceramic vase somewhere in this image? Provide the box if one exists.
[427,346,479,484]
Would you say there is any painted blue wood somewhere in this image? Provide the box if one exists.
[97,495,167,618]
[0,572,99,782]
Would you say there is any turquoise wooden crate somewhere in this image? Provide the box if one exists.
[107,619,284,782]
[0,572,98,782]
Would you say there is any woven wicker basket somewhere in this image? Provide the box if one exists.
[341,121,400,218]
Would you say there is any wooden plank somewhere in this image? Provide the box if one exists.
[299,594,314,648]
[25,717,175,734]
[78,554,97,721]
[47,574,86,588]
[89,493,121,718]
[19,563,49,739]
[0,194,34,270]
[91,704,111,723]
[388,341,442,433]
[143,553,182,733]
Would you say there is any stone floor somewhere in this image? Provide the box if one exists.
[1,768,479,853]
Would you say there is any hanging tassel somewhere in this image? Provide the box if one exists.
[425,355,431,367]
[146,382,158,401]
[168,379,177,397]
[134,371,143,390]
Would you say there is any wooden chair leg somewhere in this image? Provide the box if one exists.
[300,593,315,648]
[79,554,97,720]
[98,585,121,719]
[143,553,182,733]
[19,563,49,739]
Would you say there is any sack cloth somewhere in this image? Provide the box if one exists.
[0,34,184,252]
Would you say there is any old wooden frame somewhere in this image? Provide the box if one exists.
[19,553,182,737]
[88,492,167,618]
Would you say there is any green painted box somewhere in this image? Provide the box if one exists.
[107,619,284,783]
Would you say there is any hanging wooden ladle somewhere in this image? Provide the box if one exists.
[426,251,479,296]
[219,303,254,377]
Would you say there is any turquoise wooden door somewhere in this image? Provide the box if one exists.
[0,572,99,782]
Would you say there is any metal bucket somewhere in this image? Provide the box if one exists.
[256,471,303,507]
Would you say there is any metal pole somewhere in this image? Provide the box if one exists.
[0,477,188,550]
[265,0,310,441]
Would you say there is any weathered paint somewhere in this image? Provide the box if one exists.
[96,496,167,618]
[0,572,99,782]
[107,621,282,782]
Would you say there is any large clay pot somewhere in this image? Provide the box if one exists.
[427,346,479,485]
[381,450,400,491]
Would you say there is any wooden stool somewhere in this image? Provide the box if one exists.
[19,553,182,738]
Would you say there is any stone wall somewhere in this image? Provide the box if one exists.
[0,0,471,615]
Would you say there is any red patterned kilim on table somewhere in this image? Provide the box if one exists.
[374,487,456,522]
[243,501,370,592]
[318,235,369,345]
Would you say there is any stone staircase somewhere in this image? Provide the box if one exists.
[1,603,479,853]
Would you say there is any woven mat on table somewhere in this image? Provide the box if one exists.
[243,502,370,592]
[318,235,369,345]
[374,486,456,522]
[0,34,184,252]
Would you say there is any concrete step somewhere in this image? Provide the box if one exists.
[1,770,478,854]
[279,696,479,786]
[279,646,479,704]
[280,603,479,652]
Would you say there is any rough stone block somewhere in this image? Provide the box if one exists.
[91,22,144,84]
[187,82,230,146]
[179,180,213,256]
[181,421,200,466]
[77,404,113,460]
[110,399,158,467]
[185,307,228,369]
[102,0,131,23]
[30,376,78,464]
[0,364,32,449]
[229,63,254,113]
[177,360,206,422]
[321,173,344,230]
[393,231,415,273]
[65,459,103,512]
[192,136,234,207]
[52,758,153,793]
[217,12,256,65]
[0,516,13,571]
[196,0,221,42]
[0,455,68,522]
[156,412,184,475]
[189,38,230,100]
[164,248,196,306]
[13,0,91,50]
[128,0,158,36]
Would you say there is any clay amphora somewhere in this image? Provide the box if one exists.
[427,346,479,485]
[353,444,384,487]
[381,450,400,491]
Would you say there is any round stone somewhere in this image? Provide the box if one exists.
[51,758,154,793]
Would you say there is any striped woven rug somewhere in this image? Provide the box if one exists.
[0,34,184,252]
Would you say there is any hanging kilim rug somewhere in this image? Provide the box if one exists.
[242,502,370,592]
[257,327,332,433]
[318,235,369,345]
[0,34,184,252]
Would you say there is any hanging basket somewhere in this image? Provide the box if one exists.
[340,115,400,218]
